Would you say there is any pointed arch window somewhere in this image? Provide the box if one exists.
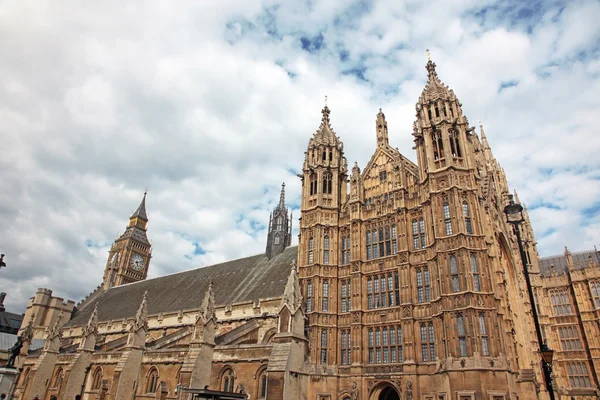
[320,329,328,364]
[590,281,600,308]
[323,172,332,194]
[341,279,351,312]
[450,129,462,158]
[416,267,431,303]
[221,368,235,392]
[322,280,329,312]
[463,201,472,234]
[367,276,373,309]
[306,280,313,312]
[443,201,452,235]
[274,235,280,245]
[53,367,64,389]
[91,367,103,390]
[432,130,444,160]
[471,254,481,292]
[479,313,489,356]
[323,235,330,264]
[309,173,317,196]
[372,230,379,258]
[146,367,159,393]
[276,216,283,231]
[420,322,436,362]
[366,230,372,260]
[450,255,460,292]
[412,218,426,249]
[457,313,467,357]
[392,225,397,254]
[308,237,314,264]
[341,329,352,365]
[341,235,351,264]
[258,370,267,398]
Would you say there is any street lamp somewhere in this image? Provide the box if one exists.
[503,194,555,400]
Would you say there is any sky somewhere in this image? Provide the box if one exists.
[1,0,599,312]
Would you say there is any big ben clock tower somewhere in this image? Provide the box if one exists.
[102,191,152,289]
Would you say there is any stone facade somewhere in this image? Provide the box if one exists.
[10,58,600,400]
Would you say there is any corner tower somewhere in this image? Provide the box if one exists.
[103,191,152,289]
[265,183,292,259]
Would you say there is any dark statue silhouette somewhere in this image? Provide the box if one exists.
[6,336,23,368]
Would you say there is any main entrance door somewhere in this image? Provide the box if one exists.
[378,386,400,400]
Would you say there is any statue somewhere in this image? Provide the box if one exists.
[405,380,412,400]
[351,382,359,400]
[6,336,24,368]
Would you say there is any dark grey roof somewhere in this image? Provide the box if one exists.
[131,193,148,221]
[0,310,23,334]
[539,249,600,277]
[67,246,298,327]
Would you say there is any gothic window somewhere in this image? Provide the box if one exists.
[463,201,472,234]
[567,362,592,387]
[306,280,312,312]
[428,107,432,121]
[375,329,381,363]
[341,329,352,365]
[471,254,481,292]
[479,313,489,356]
[367,273,399,309]
[432,131,441,160]
[457,313,467,357]
[329,150,333,161]
[379,171,387,182]
[320,329,328,364]
[450,255,460,292]
[550,289,573,315]
[147,367,159,393]
[368,329,374,363]
[308,237,314,264]
[341,279,351,312]
[442,103,447,117]
[323,235,330,265]
[392,225,397,254]
[416,267,431,303]
[450,129,462,158]
[53,367,64,389]
[322,280,329,312]
[323,172,332,194]
[367,325,404,364]
[276,216,283,231]
[274,235,280,245]
[412,218,426,249]
[341,235,351,264]
[258,370,267,398]
[372,230,379,258]
[366,230,372,260]
[341,236,347,264]
[437,132,444,159]
[367,277,373,309]
[309,173,317,196]
[559,326,582,350]
[590,281,600,308]
[92,367,103,390]
[396,326,403,362]
[420,322,436,362]
[443,201,452,235]
[322,150,326,161]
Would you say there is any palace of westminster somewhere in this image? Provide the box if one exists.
[6,59,600,400]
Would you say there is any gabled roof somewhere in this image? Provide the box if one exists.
[67,246,298,327]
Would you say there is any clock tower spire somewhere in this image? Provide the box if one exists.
[103,191,152,289]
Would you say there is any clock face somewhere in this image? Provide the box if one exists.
[130,254,145,271]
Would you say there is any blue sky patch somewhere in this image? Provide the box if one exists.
[498,80,519,92]
[300,34,325,53]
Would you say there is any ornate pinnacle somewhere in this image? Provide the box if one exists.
[278,182,286,209]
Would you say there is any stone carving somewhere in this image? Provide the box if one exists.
[405,380,412,400]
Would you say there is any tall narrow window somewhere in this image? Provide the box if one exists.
[92,368,103,390]
[559,326,582,350]
[443,202,452,235]
[391,226,397,254]
[421,322,435,361]
[550,289,573,315]
[395,272,400,305]
[322,280,329,312]
[346,236,351,263]
[221,369,234,393]
[341,330,352,365]
[147,367,159,393]
[259,371,267,398]
[366,231,372,260]
[320,329,328,364]
[341,236,347,264]
[368,329,374,363]
[590,281,600,308]
[457,313,467,357]
[412,219,426,249]
[341,330,347,365]
[384,226,391,256]
[432,131,440,160]
[323,235,330,264]
[479,313,489,356]
[372,230,379,258]
[471,254,481,292]
[419,218,426,248]
[323,172,332,194]
[373,276,380,308]
[416,268,431,303]
[341,279,351,312]
[379,171,387,182]
[397,326,404,362]
[309,173,317,196]
[450,129,461,157]
[463,201,472,234]
[375,329,381,363]
[308,237,314,264]
[437,132,444,159]
[367,277,373,309]
[450,255,460,292]
[306,280,312,312]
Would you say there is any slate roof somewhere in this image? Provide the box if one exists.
[538,248,600,277]
[0,310,22,335]
[67,246,298,327]
[131,192,148,221]
[0,332,44,351]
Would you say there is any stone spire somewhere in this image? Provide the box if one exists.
[278,183,286,209]
[513,188,521,205]
[199,281,216,323]
[131,189,148,221]
[479,120,490,149]
[376,108,389,147]
[266,182,292,259]
[84,303,99,337]
[133,291,148,332]
[280,261,303,313]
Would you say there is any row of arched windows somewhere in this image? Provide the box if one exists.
[443,200,473,236]
[308,172,333,196]
[430,129,461,160]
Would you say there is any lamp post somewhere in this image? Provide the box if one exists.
[503,194,555,400]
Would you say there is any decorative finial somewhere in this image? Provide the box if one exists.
[144,186,148,196]
[324,95,327,107]
[426,49,431,61]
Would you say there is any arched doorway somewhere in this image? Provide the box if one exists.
[379,386,400,400]
[371,384,400,400]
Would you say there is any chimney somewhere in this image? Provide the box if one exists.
[0,292,6,312]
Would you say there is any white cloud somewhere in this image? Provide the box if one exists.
[0,0,599,311]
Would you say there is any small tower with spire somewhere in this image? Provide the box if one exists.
[265,183,292,259]
[102,191,153,289]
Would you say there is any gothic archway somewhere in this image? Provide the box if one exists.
[370,383,401,400]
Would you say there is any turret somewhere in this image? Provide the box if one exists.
[266,183,292,259]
